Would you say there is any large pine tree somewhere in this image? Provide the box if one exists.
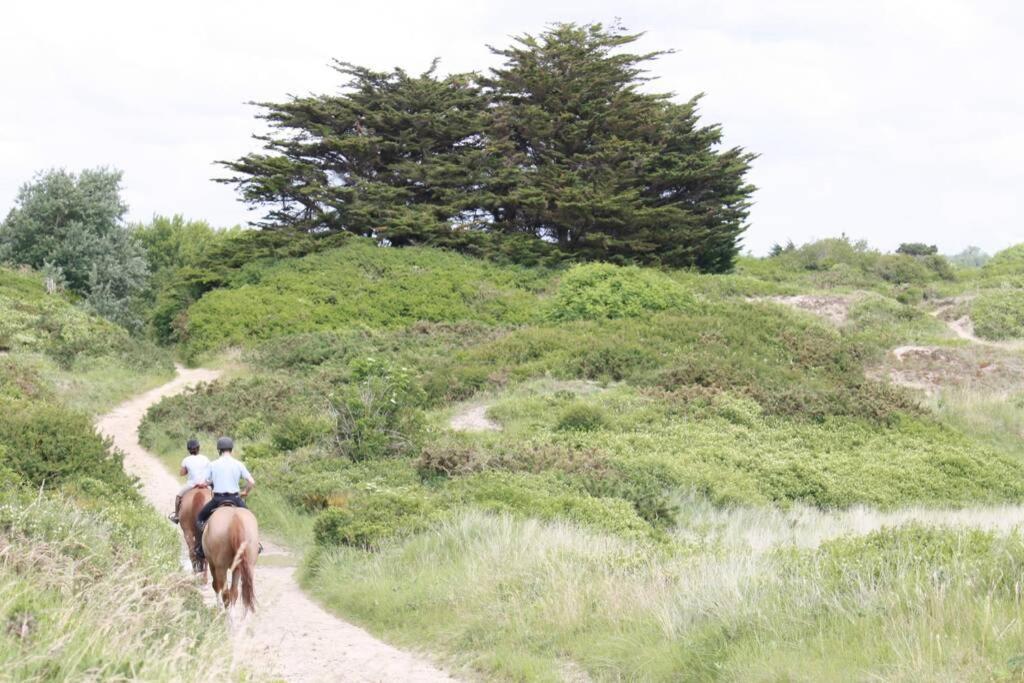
[482,23,755,270]
[219,61,489,245]
[220,23,756,271]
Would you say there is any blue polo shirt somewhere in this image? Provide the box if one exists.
[207,455,253,494]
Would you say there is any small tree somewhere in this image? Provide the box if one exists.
[0,168,149,329]
[948,246,990,268]
[896,242,938,257]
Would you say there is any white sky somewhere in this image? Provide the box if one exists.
[1,0,1020,256]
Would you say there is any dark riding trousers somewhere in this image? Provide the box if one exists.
[194,493,247,552]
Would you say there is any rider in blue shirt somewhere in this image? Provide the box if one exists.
[194,436,255,561]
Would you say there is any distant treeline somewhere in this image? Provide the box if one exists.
[218,22,756,273]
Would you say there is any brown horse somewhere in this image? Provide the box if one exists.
[179,486,213,575]
[202,506,259,611]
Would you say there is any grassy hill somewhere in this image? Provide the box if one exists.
[0,267,221,681]
[0,267,175,414]
[180,239,551,356]
[137,236,1024,679]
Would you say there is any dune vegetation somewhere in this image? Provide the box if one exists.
[133,232,1024,680]
[0,266,224,682]
[2,18,1022,679]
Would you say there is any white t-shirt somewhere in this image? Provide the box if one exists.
[181,454,211,486]
[208,455,253,494]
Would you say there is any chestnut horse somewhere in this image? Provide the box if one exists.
[203,506,259,611]
[179,486,213,575]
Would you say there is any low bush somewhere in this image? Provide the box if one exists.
[313,487,442,549]
[812,524,1020,591]
[0,398,132,491]
[327,358,425,462]
[180,240,551,354]
[546,262,694,321]
[982,243,1024,277]
[479,385,1024,509]
[970,290,1024,340]
[448,471,659,542]
[556,402,608,431]
[443,303,919,422]
[873,253,933,285]
[271,413,332,452]
[844,294,948,355]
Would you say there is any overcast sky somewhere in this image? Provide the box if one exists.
[1,0,1020,256]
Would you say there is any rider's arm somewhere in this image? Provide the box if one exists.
[179,466,188,477]
[239,462,255,497]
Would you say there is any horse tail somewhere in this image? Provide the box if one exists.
[228,514,256,612]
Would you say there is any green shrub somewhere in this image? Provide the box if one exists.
[971,290,1024,340]
[0,455,24,489]
[327,358,425,462]
[0,398,132,491]
[449,471,658,541]
[250,330,364,370]
[842,293,951,362]
[982,243,1024,277]
[271,413,331,451]
[873,254,933,285]
[711,393,763,426]
[812,525,1024,594]
[236,416,268,440]
[547,262,694,321]
[556,402,608,431]
[313,487,441,549]
[149,228,352,343]
[785,237,872,272]
[443,302,917,422]
[577,459,680,528]
[180,240,549,353]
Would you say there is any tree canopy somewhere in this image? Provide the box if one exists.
[220,22,756,272]
[0,168,149,329]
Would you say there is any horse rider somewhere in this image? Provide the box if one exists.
[194,436,255,561]
[168,438,211,524]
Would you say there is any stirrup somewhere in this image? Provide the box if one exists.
[167,512,179,523]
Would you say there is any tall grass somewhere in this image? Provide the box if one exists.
[0,493,226,681]
[933,389,1024,456]
[303,509,1024,682]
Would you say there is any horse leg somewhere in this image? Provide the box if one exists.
[211,562,229,607]
[228,567,240,608]
[182,525,201,577]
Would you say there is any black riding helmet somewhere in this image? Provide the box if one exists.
[217,436,234,453]
[186,438,200,453]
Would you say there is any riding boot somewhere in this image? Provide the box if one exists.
[194,520,206,560]
[168,494,182,523]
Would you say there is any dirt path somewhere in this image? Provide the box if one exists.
[931,302,1023,350]
[97,366,457,683]
[449,403,500,432]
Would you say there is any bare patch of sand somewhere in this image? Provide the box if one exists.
[449,403,501,432]
[751,294,854,325]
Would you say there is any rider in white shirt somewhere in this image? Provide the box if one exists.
[193,436,255,560]
[168,439,210,524]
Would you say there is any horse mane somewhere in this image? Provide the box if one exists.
[229,513,256,612]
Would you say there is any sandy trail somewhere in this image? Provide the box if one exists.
[97,366,456,683]
[449,403,501,432]
[931,302,1024,350]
